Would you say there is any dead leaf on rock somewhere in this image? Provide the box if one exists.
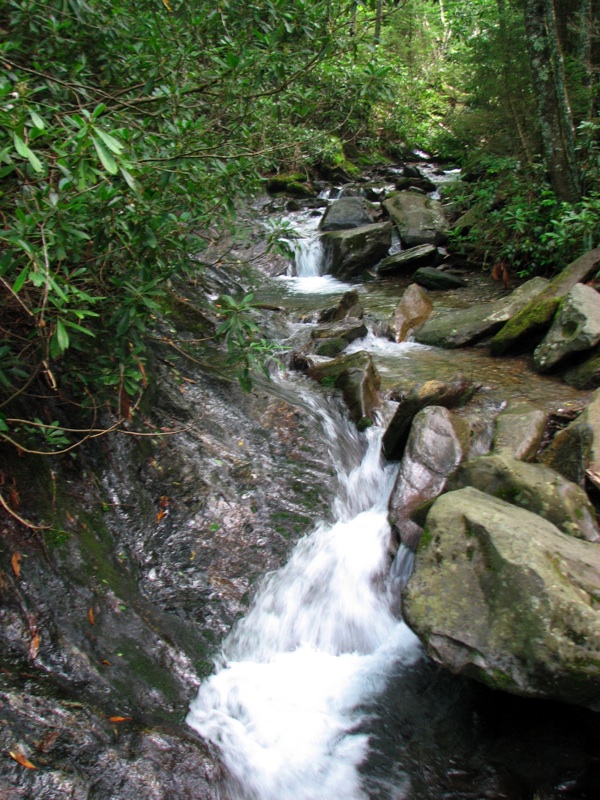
[108,716,131,723]
[88,607,95,625]
[29,634,40,660]
[9,749,38,769]
[11,552,21,578]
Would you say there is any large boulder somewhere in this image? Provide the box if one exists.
[319,197,374,231]
[533,283,600,372]
[321,222,392,280]
[389,406,465,550]
[448,453,600,542]
[402,487,600,710]
[414,277,548,348]
[492,398,547,461]
[382,375,477,460]
[317,289,363,323]
[307,351,381,426]
[413,267,467,291]
[389,283,433,342]
[383,192,449,247]
[539,389,600,485]
[490,247,600,356]
[378,244,439,276]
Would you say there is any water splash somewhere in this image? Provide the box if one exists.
[187,403,421,800]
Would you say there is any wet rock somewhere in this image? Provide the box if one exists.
[266,173,317,198]
[382,375,477,460]
[377,244,439,276]
[383,191,449,247]
[491,247,600,356]
[413,267,467,291]
[394,176,437,193]
[563,347,600,389]
[389,283,433,342]
[311,317,367,345]
[317,289,363,323]
[314,338,347,357]
[402,487,600,710]
[539,389,600,485]
[321,222,392,280]
[533,283,600,372]
[448,453,600,542]
[389,406,465,550]
[307,351,381,425]
[414,277,548,348]
[319,197,374,231]
[492,398,547,461]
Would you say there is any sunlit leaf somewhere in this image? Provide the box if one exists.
[29,110,45,129]
[94,127,124,155]
[9,750,38,770]
[90,135,118,174]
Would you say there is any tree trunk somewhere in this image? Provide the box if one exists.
[522,0,582,201]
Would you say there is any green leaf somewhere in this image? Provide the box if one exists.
[94,127,124,155]
[120,166,136,191]
[12,266,29,293]
[13,134,43,172]
[55,319,70,351]
[90,135,118,174]
[29,110,45,129]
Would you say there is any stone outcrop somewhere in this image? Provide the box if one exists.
[402,487,600,711]
[377,244,439,276]
[382,375,477,460]
[321,221,392,279]
[389,406,465,549]
[413,267,467,291]
[307,351,381,426]
[389,283,433,342]
[319,197,374,231]
[448,453,600,542]
[490,247,600,356]
[492,398,547,461]
[533,283,600,372]
[383,191,449,246]
[414,277,548,348]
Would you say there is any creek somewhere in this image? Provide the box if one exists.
[186,173,599,800]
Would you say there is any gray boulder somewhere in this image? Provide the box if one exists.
[413,267,467,291]
[448,453,600,542]
[539,389,600,485]
[382,375,477,460]
[319,197,374,231]
[383,192,449,246]
[378,244,439,276]
[534,283,600,372]
[389,406,465,550]
[321,222,392,280]
[389,283,433,342]
[402,487,600,710]
[415,277,548,348]
[492,398,547,461]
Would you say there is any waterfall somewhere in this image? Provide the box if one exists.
[186,397,421,800]
[294,231,324,278]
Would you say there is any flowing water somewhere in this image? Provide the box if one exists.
[186,396,422,800]
[187,170,600,800]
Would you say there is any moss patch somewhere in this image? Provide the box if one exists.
[490,296,561,356]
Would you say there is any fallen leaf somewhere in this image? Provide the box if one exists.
[100,659,112,666]
[156,510,165,523]
[36,730,59,753]
[162,0,172,11]
[9,486,20,508]
[88,607,95,625]
[11,552,21,578]
[29,634,40,660]
[9,750,38,769]
[108,716,131,723]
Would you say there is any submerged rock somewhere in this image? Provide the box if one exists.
[533,283,600,372]
[321,221,392,279]
[415,277,548,348]
[383,191,449,246]
[448,453,600,542]
[402,487,600,710]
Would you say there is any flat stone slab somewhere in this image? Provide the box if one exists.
[492,398,547,461]
[378,244,439,276]
[413,267,467,291]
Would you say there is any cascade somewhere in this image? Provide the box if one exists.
[187,391,422,799]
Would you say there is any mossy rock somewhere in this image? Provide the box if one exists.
[266,174,316,197]
[490,296,561,356]
[563,348,600,389]
[314,337,347,357]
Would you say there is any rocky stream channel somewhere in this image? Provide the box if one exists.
[1,159,600,800]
